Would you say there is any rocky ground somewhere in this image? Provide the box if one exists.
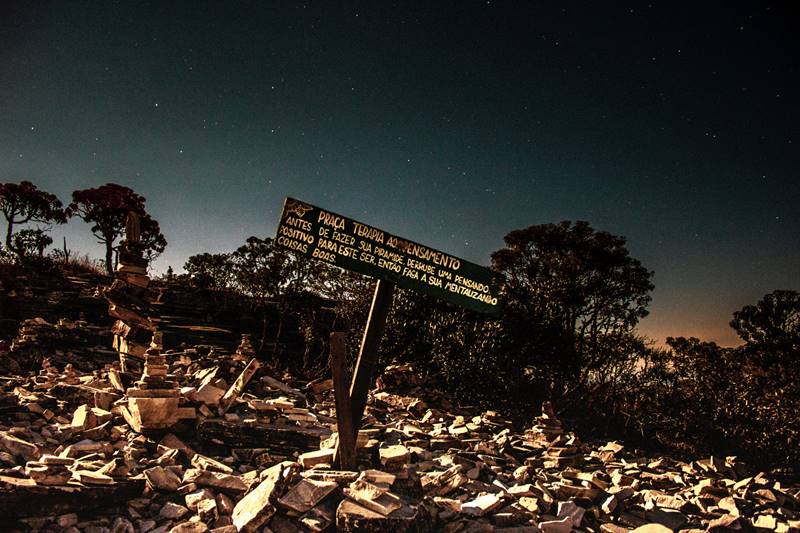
[0,316,798,533]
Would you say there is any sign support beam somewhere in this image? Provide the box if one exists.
[333,279,395,469]
[329,332,356,471]
[274,197,503,470]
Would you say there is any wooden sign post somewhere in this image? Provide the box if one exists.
[328,332,356,470]
[328,280,394,470]
[275,197,503,470]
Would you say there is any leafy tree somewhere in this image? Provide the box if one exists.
[333,221,654,412]
[330,269,375,342]
[491,220,654,384]
[184,252,234,289]
[610,291,800,471]
[661,333,800,466]
[138,215,168,264]
[666,336,737,412]
[12,228,53,257]
[232,237,288,305]
[379,290,510,400]
[0,181,66,254]
[67,183,167,275]
[232,236,323,355]
[374,283,575,411]
[730,289,800,367]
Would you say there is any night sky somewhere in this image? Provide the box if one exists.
[1,1,798,346]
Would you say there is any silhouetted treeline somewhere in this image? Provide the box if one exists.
[172,221,798,471]
[1,181,165,275]
[3,180,798,471]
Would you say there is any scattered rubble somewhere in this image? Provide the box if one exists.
[1,235,799,531]
[0,348,798,532]
[1,317,115,375]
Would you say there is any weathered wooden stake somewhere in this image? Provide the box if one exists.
[333,279,395,469]
[329,332,356,470]
[218,357,260,415]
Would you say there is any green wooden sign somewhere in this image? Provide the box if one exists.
[275,197,504,315]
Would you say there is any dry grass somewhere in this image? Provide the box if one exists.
[62,253,107,277]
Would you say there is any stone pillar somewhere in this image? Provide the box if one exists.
[122,332,181,432]
[104,211,157,374]
[234,333,256,361]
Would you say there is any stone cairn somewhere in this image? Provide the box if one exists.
[523,401,583,468]
[123,331,181,432]
[106,212,157,375]
[104,212,181,432]
[233,333,255,361]
[523,401,564,447]
[33,358,78,390]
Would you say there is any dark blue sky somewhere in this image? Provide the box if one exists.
[1,1,798,346]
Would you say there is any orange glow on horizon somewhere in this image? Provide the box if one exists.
[638,323,743,349]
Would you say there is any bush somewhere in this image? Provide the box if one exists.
[585,290,799,472]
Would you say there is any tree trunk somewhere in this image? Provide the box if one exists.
[4,220,14,251]
[105,240,114,276]
[258,310,269,352]
[62,236,70,264]
[272,311,285,358]
[302,343,312,372]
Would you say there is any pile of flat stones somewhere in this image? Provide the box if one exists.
[0,347,798,533]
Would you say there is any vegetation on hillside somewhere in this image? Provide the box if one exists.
[1,179,798,471]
